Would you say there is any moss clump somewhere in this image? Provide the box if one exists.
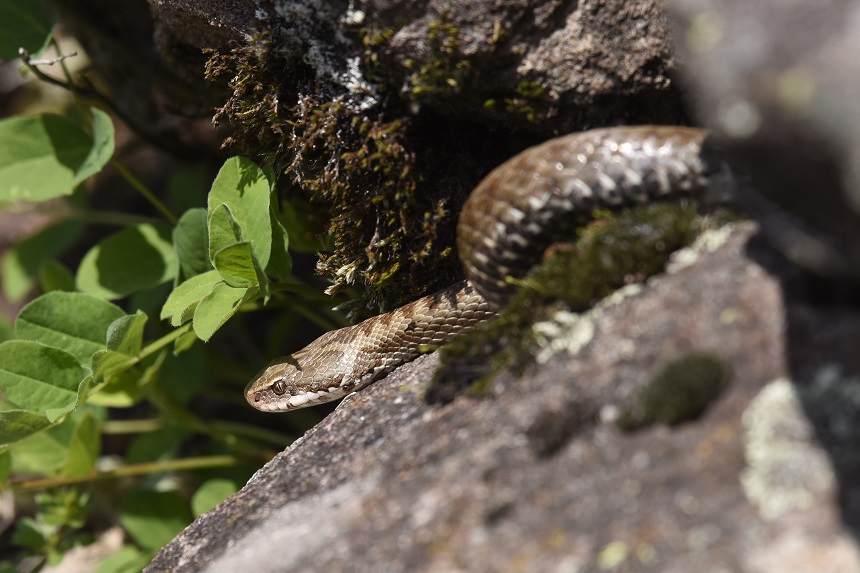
[428,203,725,403]
[617,353,731,431]
[206,35,460,314]
[493,79,546,124]
[402,10,471,103]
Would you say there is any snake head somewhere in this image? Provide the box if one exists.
[244,329,365,412]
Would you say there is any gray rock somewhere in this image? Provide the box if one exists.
[145,222,860,572]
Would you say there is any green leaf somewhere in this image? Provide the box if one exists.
[172,330,197,355]
[208,157,273,269]
[121,489,192,550]
[0,409,54,451]
[0,340,89,417]
[192,281,254,342]
[9,408,100,476]
[44,377,91,423]
[1,220,83,303]
[0,110,114,201]
[58,409,100,477]
[173,207,211,281]
[267,208,292,278]
[79,108,115,185]
[86,369,142,407]
[90,350,132,384]
[126,427,185,463]
[160,270,221,327]
[106,311,148,355]
[76,223,178,300]
[16,291,125,365]
[95,546,152,573]
[0,316,12,343]
[212,241,266,289]
[11,517,47,553]
[0,451,9,482]
[38,259,76,294]
[0,0,54,60]
[191,479,238,516]
[207,203,241,263]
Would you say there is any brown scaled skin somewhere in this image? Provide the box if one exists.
[246,126,730,412]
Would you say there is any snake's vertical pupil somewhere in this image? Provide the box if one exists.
[272,379,288,395]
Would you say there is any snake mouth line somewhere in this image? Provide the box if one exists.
[252,385,343,412]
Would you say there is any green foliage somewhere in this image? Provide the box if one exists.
[76,224,177,300]
[2,220,83,303]
[0,60,317,568]
[0,108,114,201]
[191,478,239,516]
[120,490,193,550]
[11,490,90,564]
[0,0,54,60]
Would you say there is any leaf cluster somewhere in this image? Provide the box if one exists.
[0,9,324,568]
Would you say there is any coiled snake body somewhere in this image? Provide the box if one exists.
[246,126,728,412]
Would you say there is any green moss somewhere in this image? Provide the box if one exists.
[205,34,462,314]
[616,353,731,431]
[429,203,727,403]
[503,80,546,124]
[404,10,471,103]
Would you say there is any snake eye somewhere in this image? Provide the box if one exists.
[272,379,288,395]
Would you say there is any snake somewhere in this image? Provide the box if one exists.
[245,126,729,412]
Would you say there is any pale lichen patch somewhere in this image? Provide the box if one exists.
[665,222,736,274]
[740,377,836,520]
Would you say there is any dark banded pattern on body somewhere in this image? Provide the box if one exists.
[246,126,728,412]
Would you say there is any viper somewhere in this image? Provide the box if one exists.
[245,126,729,412]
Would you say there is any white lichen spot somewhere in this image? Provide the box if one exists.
[532,311,594,364]
[740,378,835,520]
[665,223,735,274]
[599,283,643,307]
[339,56,379,110]
[340,1,365,26]
[531,284,642,364]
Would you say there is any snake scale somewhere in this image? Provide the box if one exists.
[246,126,729,412]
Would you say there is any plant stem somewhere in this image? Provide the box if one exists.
[5,455,261,493]
[138,324,191,362]
[102,418,164,434]
[110,159,178,224]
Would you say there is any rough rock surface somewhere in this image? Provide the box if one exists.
[145,0,688,134]
[359,0,687,132]
[145,222,860,572]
